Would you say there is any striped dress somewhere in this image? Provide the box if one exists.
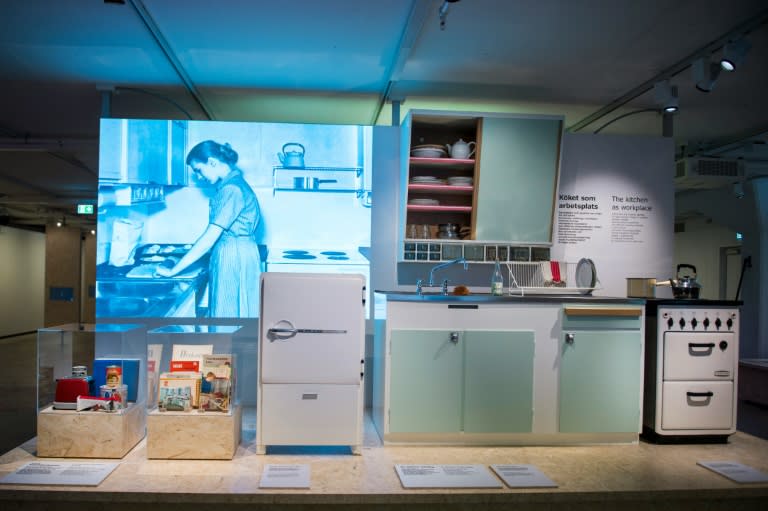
[208,169,261,318]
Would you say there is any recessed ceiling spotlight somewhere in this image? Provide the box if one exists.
[720,38,751,72]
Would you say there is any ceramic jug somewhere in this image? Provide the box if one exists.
[445,139,476,159]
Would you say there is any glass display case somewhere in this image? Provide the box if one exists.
[36,323,148,458]
[145,324,248,459]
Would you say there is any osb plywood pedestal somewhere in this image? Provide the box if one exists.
[36,404,146,458]
[146,406,241,459]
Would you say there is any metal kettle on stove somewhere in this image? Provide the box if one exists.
[658,264,702,299]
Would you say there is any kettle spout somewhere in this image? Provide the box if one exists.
[445,143,452,153]
[277,152,284,164]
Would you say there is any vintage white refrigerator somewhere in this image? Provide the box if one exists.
[256,272,366,454]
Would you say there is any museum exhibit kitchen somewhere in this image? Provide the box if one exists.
[3,109,765,511]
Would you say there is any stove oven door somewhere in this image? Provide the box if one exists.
[661,381,734,430]
[663,331,736,380]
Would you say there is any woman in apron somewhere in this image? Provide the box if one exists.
[156,140,261,317]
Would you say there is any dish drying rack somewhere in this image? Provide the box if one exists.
[505,261,599,296]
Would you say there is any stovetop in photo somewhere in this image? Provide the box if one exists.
[266,248,369,265]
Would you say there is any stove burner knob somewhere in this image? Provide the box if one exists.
[678,318,686,329]
[726,318,733,330]
[715,318,722,330]
[719,340,728,351]
[667,317,674,329]
[703,317,710,329]
[691,318,698,329]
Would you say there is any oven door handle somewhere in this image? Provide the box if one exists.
[688,342,716,348]
[686,391,714,398]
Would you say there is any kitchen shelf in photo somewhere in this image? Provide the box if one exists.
[407,184,473,195]
[406,205,473,213]
[273,165,363,174]
[409,157,475,169]
[273,187,360,194]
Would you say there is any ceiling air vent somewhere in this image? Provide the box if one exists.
[675,157,745,190]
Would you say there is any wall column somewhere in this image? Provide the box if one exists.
[751,176,768,358]
[44,225,82,326]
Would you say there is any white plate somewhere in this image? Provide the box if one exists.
[408,198,440,205]
[411,148,446,158]
[575,258,597,292]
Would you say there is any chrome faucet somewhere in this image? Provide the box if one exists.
[426,257,469,294]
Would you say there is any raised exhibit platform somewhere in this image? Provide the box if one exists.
[36,404,145,459]
[4,411,767,511]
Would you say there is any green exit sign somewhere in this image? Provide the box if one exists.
[77,204,94,215]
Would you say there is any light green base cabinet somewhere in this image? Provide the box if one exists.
[389,329,534,434]
[559,316,642,433]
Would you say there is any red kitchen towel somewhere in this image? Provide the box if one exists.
[550,261,562,283]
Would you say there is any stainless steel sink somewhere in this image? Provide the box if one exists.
[377,291,523,302]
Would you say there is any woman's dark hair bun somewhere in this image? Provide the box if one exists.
[186,140,238,166]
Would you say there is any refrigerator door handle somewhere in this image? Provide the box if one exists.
[267,320,347,341]
[269,328,348,335]
[298,329,348,334]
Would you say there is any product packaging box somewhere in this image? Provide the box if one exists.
[93,358,141,402]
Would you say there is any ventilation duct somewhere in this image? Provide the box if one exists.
[675,157,745,189]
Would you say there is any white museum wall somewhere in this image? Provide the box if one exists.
[0,226,45,336]
[674,218,741,301]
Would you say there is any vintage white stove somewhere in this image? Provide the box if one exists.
[643,301,740,442]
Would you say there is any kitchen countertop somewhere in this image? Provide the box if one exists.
[375,290,645,305]
[1,411,767,511]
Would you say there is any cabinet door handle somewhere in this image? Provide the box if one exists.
[449,332,460,344]
[688,343,715,348]
[565,333,575,345]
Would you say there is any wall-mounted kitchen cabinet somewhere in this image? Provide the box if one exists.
[403,114,479,240]
[399,110,563,261]
[474,116,562,242]
[99,119,187,185]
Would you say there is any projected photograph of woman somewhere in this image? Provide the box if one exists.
[154,140,262,317]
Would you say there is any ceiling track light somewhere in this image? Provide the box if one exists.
[438,0,461,30]
[720,38,751,72]
[692,56,722,92]
[653,80,679,114]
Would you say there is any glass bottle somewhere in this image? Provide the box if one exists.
[491,258,504,296]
